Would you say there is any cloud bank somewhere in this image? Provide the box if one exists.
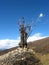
[0,33,48,49]
[0,39,20,49]
[27,33,47,42]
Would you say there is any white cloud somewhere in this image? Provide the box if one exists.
[0,33,48,49]
[39,13,44,18]
[0,39,20,49]
[27,33,47,42]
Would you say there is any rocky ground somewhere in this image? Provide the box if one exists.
[0,47,43,65]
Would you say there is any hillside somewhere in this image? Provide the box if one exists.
[0,47,18,56]
[0,48,42,65]
[28,37,49,54]
[0,37,49,65]
[0,37,49,56]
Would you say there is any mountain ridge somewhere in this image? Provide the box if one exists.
[28,37,49,54]
[0,37,49,56]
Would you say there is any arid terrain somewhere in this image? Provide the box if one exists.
[28,37,49,65]
[28,37,49,54]
[0,37,49,65]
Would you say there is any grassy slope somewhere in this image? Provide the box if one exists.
[0,47,18,56]
[28,37,49,65]
[36,53,49,65]
[28,37,49,54]
[0,37,49,55]
[0,37,49,65]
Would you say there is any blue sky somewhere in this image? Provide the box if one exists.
[0,0,49,49]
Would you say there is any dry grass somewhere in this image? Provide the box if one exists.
[35,53,49,65]
[0,37,49,65]
[28,37,49,54]
[0,48,42,65]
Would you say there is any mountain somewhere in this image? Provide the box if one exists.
[0,47,18,56]
[28,37,49,54]
[0,37,49,56]
[0,37,49,65]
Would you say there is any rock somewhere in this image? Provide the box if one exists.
[0,48,43,65]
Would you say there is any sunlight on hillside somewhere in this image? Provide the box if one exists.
[36,53,49,65]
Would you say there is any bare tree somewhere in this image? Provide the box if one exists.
[18,17,35,48]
